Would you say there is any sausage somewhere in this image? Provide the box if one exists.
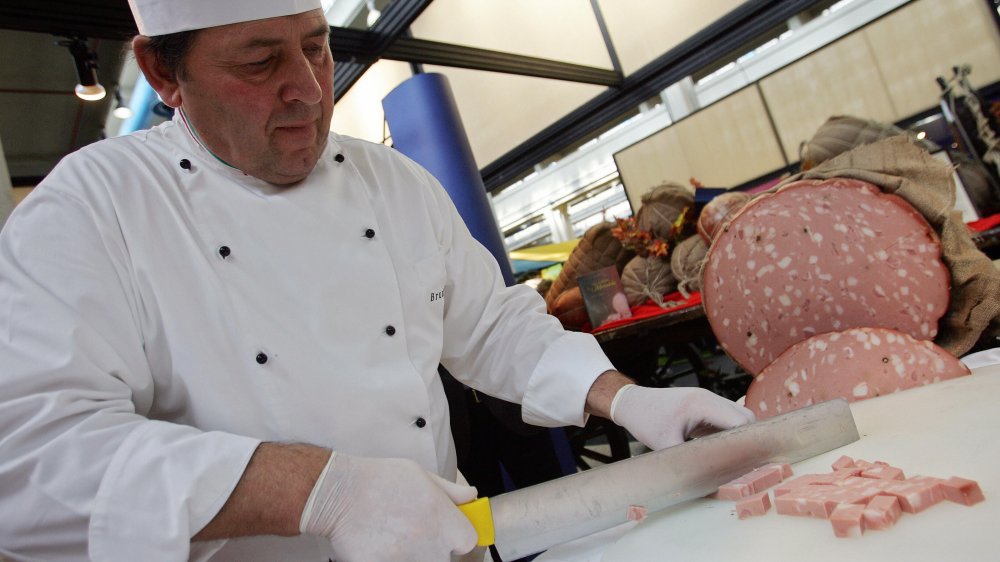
[550,286,588,330]
[745,327,970,420]
[697,191,751,243]
[702,178,951,374]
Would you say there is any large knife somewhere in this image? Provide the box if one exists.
[458,398,859,560]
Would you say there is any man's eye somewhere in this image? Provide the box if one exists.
[248,57,272,68]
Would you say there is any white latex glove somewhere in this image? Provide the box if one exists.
[300,452,478,561]
[610,384,756,450]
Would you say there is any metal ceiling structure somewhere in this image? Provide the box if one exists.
[329,0,434,101]
[0,0,622,93]
[0,0,830,189]
[0,0,137,40]
[479,0,823,190]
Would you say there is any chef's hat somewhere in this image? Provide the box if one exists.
[129,0,324,36]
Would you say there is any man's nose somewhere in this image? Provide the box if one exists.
[281,53,324,105]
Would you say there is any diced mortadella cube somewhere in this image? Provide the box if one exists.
[831,455,855,470]
[853,459,888,470]
[736,491,772,519]
[627,505,648,523]
[908,476,946,503]
[774,491,815,517]
[774,487,833,518]
[863,495,902,531]
[837,477,894,491]
[747,464,787,494]
[826,482,889,508]
[861,465,906,480]
[810,467,864,485]
[830,504,866,538]
[941,477,985,506]
[774,474,827,497]
[716,480,753,501]
[883,476,945,513]
[717,463,792,500]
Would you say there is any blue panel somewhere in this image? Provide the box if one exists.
[694,187,727,204]
[118,74,161,136]
[511,259,558,275]
[382,73,515,286]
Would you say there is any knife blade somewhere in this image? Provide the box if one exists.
[459,398,859,560]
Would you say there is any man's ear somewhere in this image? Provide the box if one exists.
[132,36,183,108]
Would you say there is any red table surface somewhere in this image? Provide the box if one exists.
[968,212,1000,232]
[588,291,703,334]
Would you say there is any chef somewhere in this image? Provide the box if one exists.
[0,1,755,560]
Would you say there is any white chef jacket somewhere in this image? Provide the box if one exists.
[0,113,614,561]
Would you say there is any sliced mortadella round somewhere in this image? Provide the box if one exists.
[702,178,950,374]
[745,327,970,419]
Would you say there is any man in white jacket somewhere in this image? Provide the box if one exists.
[0,1,754,560]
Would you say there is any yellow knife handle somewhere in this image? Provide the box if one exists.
[457,497,495,546]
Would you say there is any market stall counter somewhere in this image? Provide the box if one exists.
[589,292,713,386]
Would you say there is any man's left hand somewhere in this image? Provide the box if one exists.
[609,384,756,450]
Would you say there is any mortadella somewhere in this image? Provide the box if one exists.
[744,327,970,419]
[702,178,950,374]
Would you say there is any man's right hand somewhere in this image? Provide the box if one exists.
[300,452,479,561]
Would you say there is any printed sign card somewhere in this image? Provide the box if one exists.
[577,266,632,329]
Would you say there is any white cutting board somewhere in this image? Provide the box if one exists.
[599,365,1000,562]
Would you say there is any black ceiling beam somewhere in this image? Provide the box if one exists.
[0,1,136,40]
[479,0,825,191]
[331,28,620,87]
[385,36,621,87]
[332,0,433,102]
[329,26,374,61]
[0,0,430,97]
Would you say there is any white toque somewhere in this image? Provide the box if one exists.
[128,0,324,36]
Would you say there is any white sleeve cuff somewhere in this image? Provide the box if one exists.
[520,331,615,428]
[89,421,261,562]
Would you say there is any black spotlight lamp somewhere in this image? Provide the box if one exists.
[61,37,106,101]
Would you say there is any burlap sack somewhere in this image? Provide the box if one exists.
[635,182,694,241]
[800,115,935,170]
[777,136,999,357]
[671,235,708,298]
[621,255,676,308]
